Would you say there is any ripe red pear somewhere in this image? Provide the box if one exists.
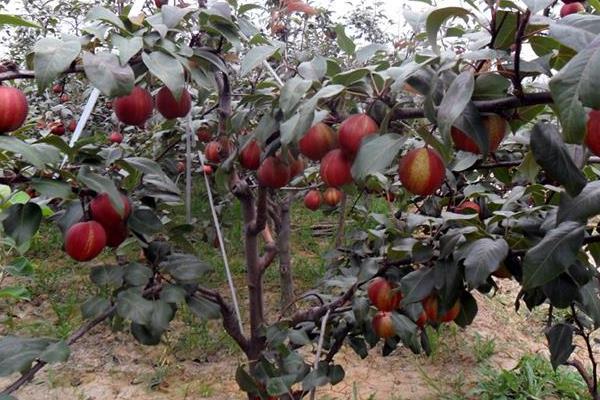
[415,311,428,328]
[451,114,507,154]
[109,131,123,144]
[66,120,77,132]
[439,300,461,323]
[585,110,600,156]
[372,311,395,338]
[52,84,63,94]
[59,93,70,103]
[155,86,192,119]
[64,221,107,261]
[0,86,28,133]
[106,223,129,248]
[239,140,261,170]
[257,156,291,188]
[398,147,445,196]
[367,277,402,311]
[454,200,480,215]
[202,165,213,175]
[205,141,224,163]
[338,114,379,156]
[320,149,353,188]
[289,155,305,177]
[176,161,185,173]
[113,86,153,126]
[196,127,212,143]
[304,190,322,211]
[299,123,338,161]
[90,193,131,228]
[560,2,584,17]
[323,187,343,206]
[422,295,438,322]
[49,121,65,136]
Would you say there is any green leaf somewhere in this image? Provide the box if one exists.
[350,134,406,181]
[279,77,312,114]
[334,24,355,55]
[451,102,489,154]
[124,262,153,286]
[550,40,600,141]
[83,51,135,97]
[0,136,46,169]
[6,257,33,277]
[142,51,185,100]
[298,56,327,81]
[33,37,81,91]
[522,0,553,14]
[150,300,174,332]
[160,5,194,28]
[116,289,154,325]
[529,123,586,196]
[111,35,143,66]
[546,323,575,369]
[0,286,30,301]
[128,208,163,236]
[0,14,40,28]
[579,279,600,328]
[90,266,124,287]
[522,221,585,289]
[400,268,435,306]
[86,6,126,30]
[437,71,475,139]
[557,181,600,223]
[240,45,279,77]
[0,337,57,376]
[130,322,162,345]
[356,44,388,63]
[160,253,211,283]
[549,15,600,53]
[31,178,74,200]
[390,312,419,345]
[3,203,42,247]
[543,275,579,308]
[160,284,187,305]
[426,7,471,54]
[473,73,510,100]
[280,107,315,145]
[81,296,111,319]
[463,238,509,288]
[236,366,259,393]
[492,11,518,49]
[77,166,124,216]
[186,296,221,320]
[39,340,70,363]
[266,375,295,396]
[331,68,370,86]
[454,291,478,327]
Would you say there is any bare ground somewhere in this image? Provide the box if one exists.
[0,280,561,400]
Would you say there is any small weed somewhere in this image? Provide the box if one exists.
[471,354,590,399]
[472,333,496,363]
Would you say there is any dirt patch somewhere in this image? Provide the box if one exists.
[0,280,553,400]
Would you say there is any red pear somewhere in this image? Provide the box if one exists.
[398,147,445,196]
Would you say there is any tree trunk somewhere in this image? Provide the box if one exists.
[278,195,295,312]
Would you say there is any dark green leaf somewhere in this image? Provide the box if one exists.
[127,207,163,235]
[463,238,509,288]
[530,123,586,196]
[81,296,111,320]
[131,322,162,345]
[351,134,406,181]
[546,323,575,369]
[31,178,74,200]
[90,265,124,287]
[334,24,355,55]
[116,289,154,325]
[186,296,221,320]
[142,51,185,100]
[160,284,187,305]
[124,263,153,286]
[437,71,475,139]
[522,221,585,289]
[0,136,46,169]
[161,253,210,283]
[558,181,600,223]
[3,203,42,247]
[400,268,435,305]
[280,76,312,114]
[454,291,478,327]
[426,7,471,54]
[39,340,70,363]
[580,279,600,328]
[77,166,124,216]
[543,275,579,309]
[150,300,174,332]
